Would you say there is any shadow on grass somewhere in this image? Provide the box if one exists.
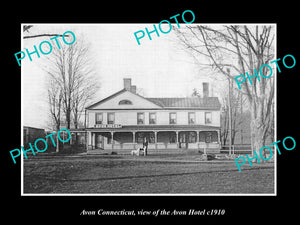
[28,165,273,182]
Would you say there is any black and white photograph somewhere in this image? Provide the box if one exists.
[4,5,298,224]
[21,23,276,195]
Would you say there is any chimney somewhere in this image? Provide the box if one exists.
[203,82,209,98]
[123,78,131,91]
[130,85,136,94]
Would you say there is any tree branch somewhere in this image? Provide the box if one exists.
[23,34,69,39]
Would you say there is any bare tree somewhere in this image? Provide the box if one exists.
[23,25,69,39]
[44,34,99,132]
[175,25,275,158]
[48,79,63,131]
[72,77,97,129]
[47,78,63,151]
[220,81,246,146]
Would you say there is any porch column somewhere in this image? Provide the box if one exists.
[176,131,179,148]
[111,132,114,149]
[198,130,202,149]
[196,130,199,143]
[133,131,136,149]
[92,132,96,149]
[195,130,199,149]
[154,131,157,149]
[87,131,92,150]
[217,129,221,150]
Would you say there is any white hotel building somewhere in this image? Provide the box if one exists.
[85,78,221,154]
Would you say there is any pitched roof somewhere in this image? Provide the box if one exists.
[146,97,221,109]
[86,89,221,110]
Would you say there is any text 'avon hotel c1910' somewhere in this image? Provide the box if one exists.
[85,78,221,154]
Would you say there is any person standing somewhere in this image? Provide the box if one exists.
[143,137,148,156]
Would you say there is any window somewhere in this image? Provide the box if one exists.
[169,112,176,124]
[149,113,156,124]
[95,113,103,124]
[137,113,144,124]
[107,113,115,124]
[188,112,196,124]
[205,112,212,124]
[119,99,133,105]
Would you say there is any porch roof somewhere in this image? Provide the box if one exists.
[85,125,220,132]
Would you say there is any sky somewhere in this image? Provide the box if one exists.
[22,24,225,130]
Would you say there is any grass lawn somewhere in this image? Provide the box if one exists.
[23,154,275,194]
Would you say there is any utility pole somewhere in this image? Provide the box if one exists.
[227,68,232,155]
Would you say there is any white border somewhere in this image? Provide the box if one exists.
[20,23,277,196]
